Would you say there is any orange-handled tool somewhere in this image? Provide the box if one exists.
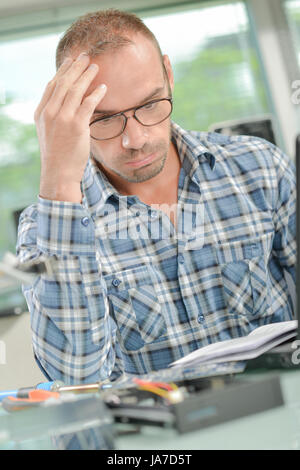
[2,389,60,412]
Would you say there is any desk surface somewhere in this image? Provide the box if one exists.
[1,369,300,450]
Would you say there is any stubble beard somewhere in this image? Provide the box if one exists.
[91,132,171,184]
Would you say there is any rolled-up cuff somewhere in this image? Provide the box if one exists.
[37,197,95,256]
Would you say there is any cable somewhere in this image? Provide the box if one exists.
[133,378,178,391]
[132,378,181,403]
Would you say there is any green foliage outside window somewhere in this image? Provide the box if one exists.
[0,101,40,255]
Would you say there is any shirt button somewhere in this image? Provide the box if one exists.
[150,211,158,219]
[178,254,185,264]
[251,244,260,256]
[112,278,121,287]
[197,314,205,323]
[81,216,90,227]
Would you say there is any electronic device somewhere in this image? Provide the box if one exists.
[209,115,277,145]
[102,373,283,434]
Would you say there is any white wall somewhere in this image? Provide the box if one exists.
[0,312,45,390]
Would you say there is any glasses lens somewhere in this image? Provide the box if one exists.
[90,99,172,141]
[136,99,172,126]
[90,115,125,140]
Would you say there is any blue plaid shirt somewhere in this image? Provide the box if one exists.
[17,122,296,384]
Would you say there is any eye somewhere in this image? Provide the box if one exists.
[99,116,115,126]
[142,101,158,111]
[92,115,117,127]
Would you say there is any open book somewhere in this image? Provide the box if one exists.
[170,320,298,368]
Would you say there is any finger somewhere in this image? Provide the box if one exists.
[78,83,107,122]
[34,57,73,120]
[61,62,100,113]
[46,53,91,116]
[56,56,73,77]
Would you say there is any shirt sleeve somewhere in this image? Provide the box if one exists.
[271,143,296,283]
[16,197,123,384]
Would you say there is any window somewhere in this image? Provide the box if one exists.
[0,34,61,313]
[0,33,60,259]
[144,2,271,132]
[284,0,300,68]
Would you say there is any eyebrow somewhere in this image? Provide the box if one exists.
[92,85,165,117]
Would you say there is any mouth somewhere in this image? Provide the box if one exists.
[125,152,158,169]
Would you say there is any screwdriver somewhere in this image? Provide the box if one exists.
[0,380,111,403]
[0,381,54,402]
[1,389,60,412]
[51,382,105,393]
[0,381,111,412]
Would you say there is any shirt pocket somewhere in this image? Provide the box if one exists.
[216,233,273,319]
[103,265,167,351]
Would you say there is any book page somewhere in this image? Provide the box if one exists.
[248,320,297,337]
[171,320,297,368]
[195,331,297,365]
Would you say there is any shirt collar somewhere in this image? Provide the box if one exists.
[171,121,217,180]
[81,121,219,215]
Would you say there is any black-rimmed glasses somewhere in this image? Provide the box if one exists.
[90,97,173,141]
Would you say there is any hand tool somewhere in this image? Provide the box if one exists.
[1,389,60,412]
[0,381,54,402]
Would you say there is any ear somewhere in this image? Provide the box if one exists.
[162,54,174,92]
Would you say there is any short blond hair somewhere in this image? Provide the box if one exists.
[56,8,163,69]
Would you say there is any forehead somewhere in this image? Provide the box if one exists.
[85,35,165,111]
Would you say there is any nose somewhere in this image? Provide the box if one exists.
[121,114,148,150]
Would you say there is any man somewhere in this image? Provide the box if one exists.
[17,9,296,384]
